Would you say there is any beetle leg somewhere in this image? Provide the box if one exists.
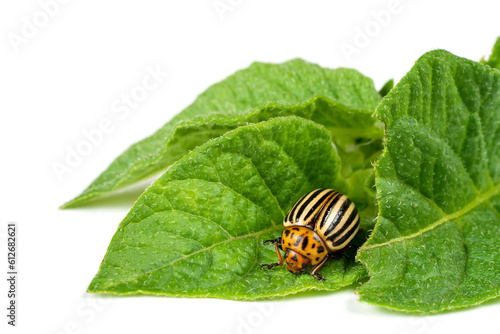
[310,256,329,281]
[260,239,284,270]
[263,237,282,250]
[260,262,281,270]
[263,237,281,245]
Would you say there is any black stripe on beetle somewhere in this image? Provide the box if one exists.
[318,193,343,229]
[301,190,335,222]
[286,192,308,222]
[323,198,351,236]
[293,189,324,222]
[329,207,358,239]
[329,217,359,246]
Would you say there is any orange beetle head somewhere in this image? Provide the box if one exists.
[284,249,311,274]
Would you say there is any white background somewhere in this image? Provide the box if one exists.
[2,1,500,333]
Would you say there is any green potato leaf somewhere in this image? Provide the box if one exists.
[88,117,367,298]
[357,50,500,312]
[63,59,382,208]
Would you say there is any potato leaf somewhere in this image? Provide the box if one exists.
[63,59,382,208]
[88,117,367,298]
[357,50,500,312]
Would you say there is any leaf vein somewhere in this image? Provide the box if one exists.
[362,183,500,251]
[103,225,282,288]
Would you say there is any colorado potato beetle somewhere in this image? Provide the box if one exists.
[261,189,360,281]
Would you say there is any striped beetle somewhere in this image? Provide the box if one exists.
[261,189,360,281]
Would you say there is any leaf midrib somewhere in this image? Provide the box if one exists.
[361,181,500,251]
[96,224,282,289]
